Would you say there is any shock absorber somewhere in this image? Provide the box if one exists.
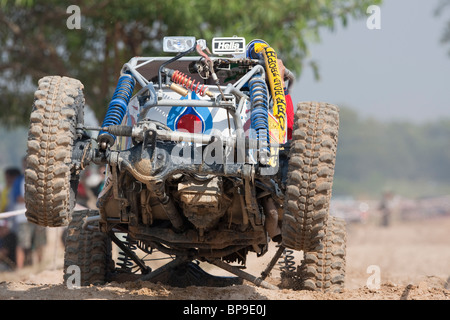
[98,73,136,148]
[164,68,214,98]
[249,73,270,165]
[253,43,287,144]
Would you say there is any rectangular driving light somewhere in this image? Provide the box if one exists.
[163,36,196,53]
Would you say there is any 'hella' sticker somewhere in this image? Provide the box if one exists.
[212,37,246,55]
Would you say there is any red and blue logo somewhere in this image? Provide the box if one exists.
[167,92,213,134]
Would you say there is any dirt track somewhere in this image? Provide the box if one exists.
[1,215,449,300]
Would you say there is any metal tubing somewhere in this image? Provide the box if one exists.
[156,99,227,108]
[123,63,148,87]
[155,129,216,145]
[108,231,149,273]
[260,245,286,280]
[209,259,279,290]
[82,214,101,230]
[231,65,265,91]
[159,195,185,231]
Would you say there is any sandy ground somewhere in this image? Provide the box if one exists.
[0,215,449,300]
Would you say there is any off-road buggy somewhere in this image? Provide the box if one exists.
[24,36,345,292]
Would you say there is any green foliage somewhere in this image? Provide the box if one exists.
[436,0,450,54]
[0,0,380,125]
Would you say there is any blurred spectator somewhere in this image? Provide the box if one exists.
[0,167,21,213]
[86,165,106,197]
[379,191,394,227]
[83,165,106,209]
[76,180,89,208]
[0,219,17,271]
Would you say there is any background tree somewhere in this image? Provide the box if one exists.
[436,0,450,55]
[0,0,380,126]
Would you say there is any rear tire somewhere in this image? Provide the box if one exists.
[280,215,346,293]
[281,101,339,252]
[298,215,346,292]
[63,209,113,286]
[25,76,84,227]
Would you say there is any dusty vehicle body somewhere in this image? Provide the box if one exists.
[24,37,345,291]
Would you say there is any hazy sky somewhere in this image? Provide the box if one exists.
[291,0,450,123]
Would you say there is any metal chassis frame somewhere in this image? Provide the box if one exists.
[75,55,292,290]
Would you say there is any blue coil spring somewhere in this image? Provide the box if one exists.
[249,75,270,158]
[99,73,136,145]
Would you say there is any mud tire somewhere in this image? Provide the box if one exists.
[63,209,113,286]
[25,76,84,227]
[297,215,346,292]
[281,102,339,252]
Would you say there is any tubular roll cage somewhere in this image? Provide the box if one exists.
[72,46,296,291]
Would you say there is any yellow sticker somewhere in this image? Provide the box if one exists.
[254,44,287,143]
[268,113,280,168]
